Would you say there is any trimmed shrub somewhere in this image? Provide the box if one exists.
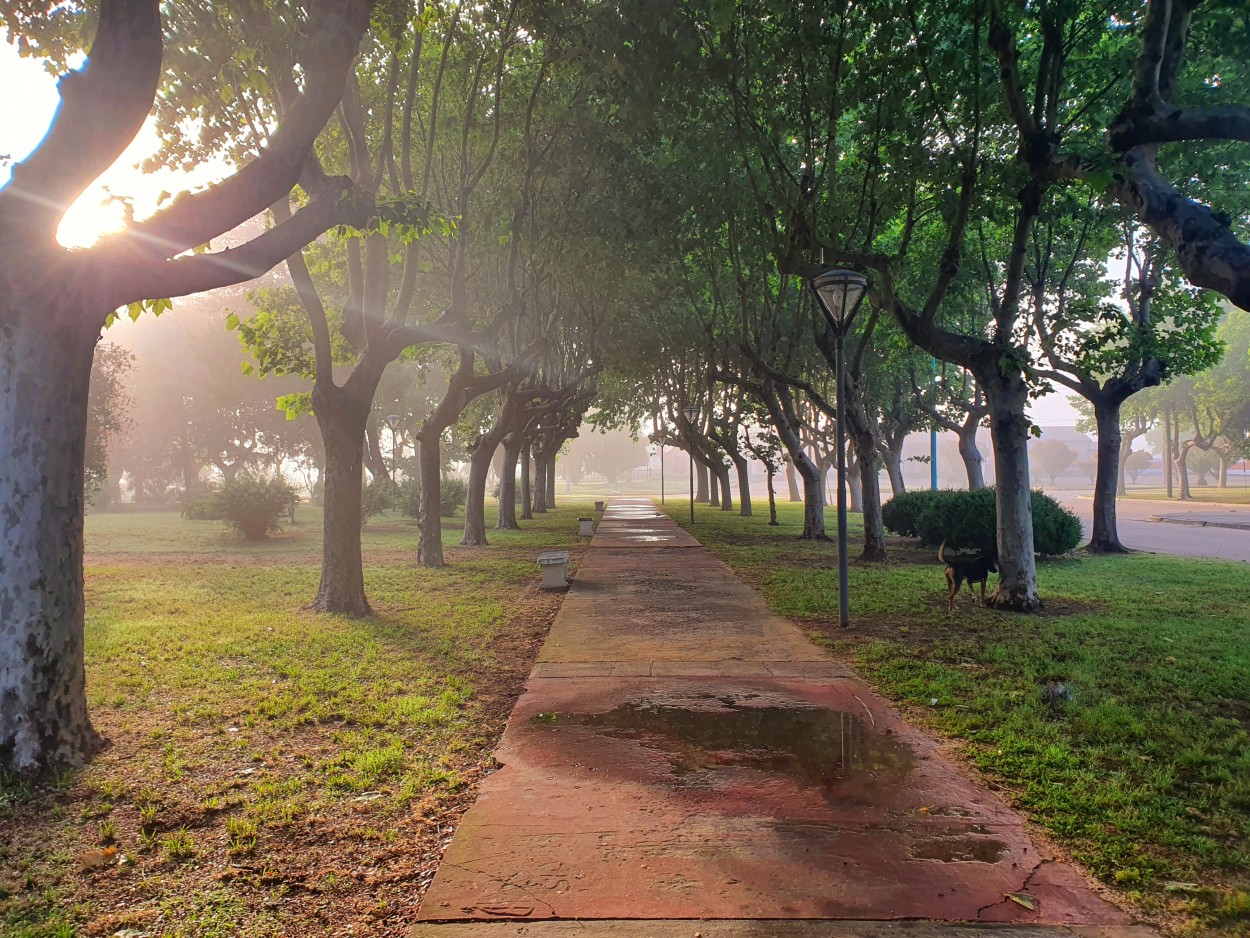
[881,487,1081,556]
[212,474,295,540]
[180,488,223,521]
[398,478,422,519]
[361,479,398,523]
[395,475,465,519]
[440,476,467,517]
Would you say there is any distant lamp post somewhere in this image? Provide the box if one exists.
[811,269,869,628]
[681,405,699,525]
[385,414,401,480]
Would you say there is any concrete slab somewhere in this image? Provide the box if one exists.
[415,499,1143,933]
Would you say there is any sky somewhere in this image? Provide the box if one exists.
[0,39,1082,427]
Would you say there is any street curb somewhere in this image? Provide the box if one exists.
[1147,515,1250,531]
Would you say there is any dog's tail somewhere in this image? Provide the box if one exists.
[938,541,946,564]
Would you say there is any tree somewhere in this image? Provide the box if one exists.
[1124,449,1153,483]
[85,343,134,507]
[0,0,377,774]
[1031,439,1078,485]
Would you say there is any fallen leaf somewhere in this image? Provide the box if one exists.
[1005,891,1038,910]
[1162,881,1203,893]
[79,846,118,869]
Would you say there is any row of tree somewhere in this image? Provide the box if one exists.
[2,0,1248,773]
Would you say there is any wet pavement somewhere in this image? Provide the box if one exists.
[414,499,1146,935]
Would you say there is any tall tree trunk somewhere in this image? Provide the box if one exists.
[461,437,497,546]
[417,429,446,566]
[1164,409,1174,498]
[850,431,887,561]
[696,461,710,503]
[364,424,390,482]
[847,453,863,512]
[311,382,373,614]
[785,459,800,502]
[883,444,906,497]
[1087,398,1129,553]
[766,467,779,525]
[533,452,548,513]
[0,313,100,773]
[498,437,521,530]
[1176,444,1193,500]
[1117,432,1132,496]
[1219,453,1230,488]
[717,463,733,511]
[708,465,719,508]
[732,454,752,516]
[979,369,1042,611]
[520,443,533,519]
[958,422,986,490]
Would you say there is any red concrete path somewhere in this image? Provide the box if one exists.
[414,500,1144,934]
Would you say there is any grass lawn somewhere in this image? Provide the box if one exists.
[1120,488,1250,506]
[664,500,1250,936]
[2,502,589,938]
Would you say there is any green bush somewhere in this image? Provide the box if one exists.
[395,475,465,519]
[440,476,467,517]
[398,477,422,519]
[210,474,295,540]
[180,488,223,521]
[361,479,398,523]
[881,487,1081,556]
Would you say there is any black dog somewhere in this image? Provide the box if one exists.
[938,541,998,610]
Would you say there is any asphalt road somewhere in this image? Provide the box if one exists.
[1055,493,1250,563]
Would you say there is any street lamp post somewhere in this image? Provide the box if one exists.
[681,406,698,525]
[810,269,869,628]
[385,414,401,481]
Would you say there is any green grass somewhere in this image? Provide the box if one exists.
[665,500,1250,935]
[2,501,590,937]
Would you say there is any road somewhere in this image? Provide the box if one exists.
[1055,493,1250,563]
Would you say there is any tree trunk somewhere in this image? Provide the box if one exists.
[847,454,863,512]
[461,437,497,546]
[766,468,779,525]
[533,451,548,513]
[785,459,800,501]
[1176,444,1193,500]
[732,454,752,516]
[1219,453,1229,488]
[708,465,719,508]
[958,422,986,490]
[1087,398,1129,553]
[417,430,446,566]
[1164,409,1174,498]
[0,312,101,773]
[980,369,1042,611]
[520,443,533,519]
[717,463,733,511]
[498,437,521,530]
[851,432,887,561]
[883,444,906,497]
[695,461,710,503]
[364,424,390,482]
[311,384,373,614]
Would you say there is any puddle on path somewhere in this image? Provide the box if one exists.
[911,836,1007,863]
[535,695,915,793]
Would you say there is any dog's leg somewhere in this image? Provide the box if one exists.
[946,571,957,611]
[979,580,987,606]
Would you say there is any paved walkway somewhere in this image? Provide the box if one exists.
[413,500,1150,936]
